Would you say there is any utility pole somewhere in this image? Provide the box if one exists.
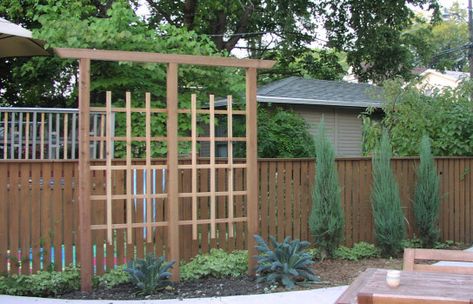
[469,0,473,79]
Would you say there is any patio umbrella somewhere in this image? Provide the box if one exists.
[0,17,50,58]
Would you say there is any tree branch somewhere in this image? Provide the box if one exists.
[223,4,255,52]
[183,0,198,29]
[145,0,176,25]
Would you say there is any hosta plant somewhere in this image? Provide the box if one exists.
[254,235,319,289]
[125,254,175,295]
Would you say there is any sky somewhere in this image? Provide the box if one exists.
[440,0,467,8]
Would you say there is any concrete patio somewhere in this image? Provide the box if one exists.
[0,286,348,304]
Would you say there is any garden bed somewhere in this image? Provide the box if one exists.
[59,257,403,300]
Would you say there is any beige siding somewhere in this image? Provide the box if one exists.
[335,109,362,156]
[288,105,362,156]
[201,104,364,156]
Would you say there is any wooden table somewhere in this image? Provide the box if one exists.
[335,268,473,304]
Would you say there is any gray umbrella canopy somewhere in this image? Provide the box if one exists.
[0,17,50,58]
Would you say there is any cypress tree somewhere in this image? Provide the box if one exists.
[414,135,441,247]
[371,130,406,256]
[309,120,344,259]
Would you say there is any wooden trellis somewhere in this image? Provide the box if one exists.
[54,48,275,292]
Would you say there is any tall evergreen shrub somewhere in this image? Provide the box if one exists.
[309,121,344,259]
[414,135,441,247]
[371,130,406,256]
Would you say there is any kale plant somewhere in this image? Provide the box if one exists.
[125,254,175,295]
[254,235,319,289]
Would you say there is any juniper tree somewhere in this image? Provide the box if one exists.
[309,121,344,259]
[414,135,441,247]
[371,130,406,256]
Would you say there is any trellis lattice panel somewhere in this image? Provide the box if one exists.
[87,91,250,273]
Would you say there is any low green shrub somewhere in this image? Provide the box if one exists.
[305,247,321,260]
[401,237,423,249]
[334,242,380,261]
[180,249,247,281]
[433,240,457,249]
[254,235,319,289]
[0,266,80,297]
[95,265,131,289]
[125,254,175,295]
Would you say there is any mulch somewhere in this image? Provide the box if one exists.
[59,257,403,300]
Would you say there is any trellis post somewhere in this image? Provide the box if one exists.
[166,62,180,279]
[78,58,92,292]
[246,67,258,275]
[54,48,275,291]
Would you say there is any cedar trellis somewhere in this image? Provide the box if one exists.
[54,48,275,291]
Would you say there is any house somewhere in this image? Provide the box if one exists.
[204,77,383,157]
[417,69,469,93]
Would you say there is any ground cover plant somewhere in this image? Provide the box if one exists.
[254,235,319,289]
[334,242,380,261]
[180,249,247,281]
[0,266,80,297]
[94,265,131,289]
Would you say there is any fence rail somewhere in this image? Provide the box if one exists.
[0,157,472,275]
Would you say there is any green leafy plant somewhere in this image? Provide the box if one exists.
[371,130,406,256]
[309,120,344,259]
[0,266,80,297]
[413,135,441,247]
[180,249,247,281]
[125,254,175,295]
[96,265,131,289]
[254,235,319,289]
[362,79,473,157]
[256,107,316,158]
[334,242,380,261]
[433,240,457,249]
[401,237,423,249]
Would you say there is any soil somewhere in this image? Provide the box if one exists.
[59,258,403,300]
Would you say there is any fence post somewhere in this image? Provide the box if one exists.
[166,62,180,280]
[78,58,92,292]
[246,67,258,276]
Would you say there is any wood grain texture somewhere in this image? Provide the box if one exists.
[78,58,92,291]
[246,67,258,276]
[166,63,180,280]
[54,48,276,69]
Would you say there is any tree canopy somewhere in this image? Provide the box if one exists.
[143,0,317,54]
[317,0,440,83]
[0,0,244,107]
[404,12,469,71]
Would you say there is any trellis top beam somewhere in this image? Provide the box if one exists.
[54,48,276,69]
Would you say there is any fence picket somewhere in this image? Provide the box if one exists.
[0,157,472,273]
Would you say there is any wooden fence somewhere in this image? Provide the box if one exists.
[0,108,111,160]
[0,157,472,275]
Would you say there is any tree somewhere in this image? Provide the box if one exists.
[260,48,347,83]
[316,0,440,83]
[143,0,317,54]
[309,120,344,259]
[413,135,441,247]
[0,0,244,108]
[371,130,406,256]
[404,18,469,71]
[362,79,473,156]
